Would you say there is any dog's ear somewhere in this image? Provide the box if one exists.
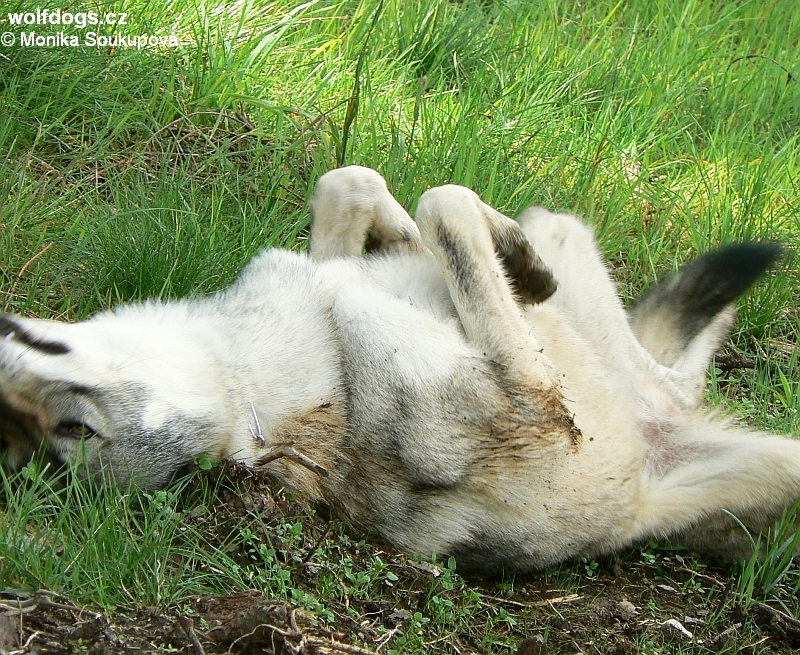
[628,242,782,386]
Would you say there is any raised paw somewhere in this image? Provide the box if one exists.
[490,218,557,304]
[309,166,422,260]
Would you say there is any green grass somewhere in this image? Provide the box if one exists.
[1,0,800,651]
[0,463,222,607]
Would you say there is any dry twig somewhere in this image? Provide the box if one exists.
[257,444,330,478]
[178,616,207,655]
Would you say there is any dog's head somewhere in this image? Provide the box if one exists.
[0,306,228,489]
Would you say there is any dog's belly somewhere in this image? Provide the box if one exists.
[353,252,461,328]
[309,254,647,569]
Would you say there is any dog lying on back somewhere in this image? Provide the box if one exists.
[0,166,797,572]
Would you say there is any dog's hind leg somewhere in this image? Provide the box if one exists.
[308,166,422,260]
[517,209,707,407]
[517,209,781,407]
[516,209,663,387]
[637,417,800,560]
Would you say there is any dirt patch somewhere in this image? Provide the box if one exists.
[3,565,799,654]
[2,461,799,654]
[0,590,373,654]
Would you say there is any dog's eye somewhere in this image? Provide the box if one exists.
[56,422,97,440]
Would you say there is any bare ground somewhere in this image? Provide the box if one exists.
[2,462,799,655]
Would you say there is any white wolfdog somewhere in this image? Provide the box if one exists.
[0,166,797,572]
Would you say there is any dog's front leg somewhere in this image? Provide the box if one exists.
[414,185,560,390]
[308,166,422,260]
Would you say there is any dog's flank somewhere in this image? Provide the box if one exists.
[1,165,799,573]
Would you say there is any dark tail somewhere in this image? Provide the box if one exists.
[629,242,782,368]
